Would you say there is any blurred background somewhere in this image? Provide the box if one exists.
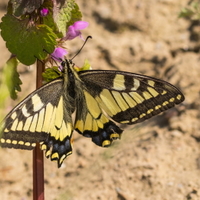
[0,0,200,199]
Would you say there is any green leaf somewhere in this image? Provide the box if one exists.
[53,0,82,36]
[4,57,22,100]
[0,74,10,110]
[179,2,200,20]
[0,14,57,65]
[10,0,44,17]
[74,59,92,71]
[1,57,22,100]
[42,0,63,38]
[66,1,82,27]
[42,66,61,83]
[179,8,194,18]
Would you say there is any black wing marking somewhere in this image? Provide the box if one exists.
[78,70,185,125]
[75,89,123,147]
[0,78,74,167]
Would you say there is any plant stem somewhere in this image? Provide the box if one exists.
[33,59,45,200]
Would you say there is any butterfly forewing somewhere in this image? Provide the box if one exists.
[0,78,74,167]
[78,70,185,124]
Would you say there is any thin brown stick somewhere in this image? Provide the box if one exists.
[33,59,45,200]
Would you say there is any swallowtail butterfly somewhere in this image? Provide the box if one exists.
[0,59,185,167]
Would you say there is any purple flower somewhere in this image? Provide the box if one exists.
[64,21,89,40]
[52,47,68,60]
[51,48,68,71]
[40,8,49,17]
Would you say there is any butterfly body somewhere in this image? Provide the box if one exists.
[0,59,185,167]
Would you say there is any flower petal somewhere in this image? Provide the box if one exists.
[73,21,89,30]
[51,47,68,61]
[63,21,89,41]
[66,26,81,40]
[40,8,49,17]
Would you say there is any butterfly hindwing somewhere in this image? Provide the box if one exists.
[78,70,184,125]
[75,89,123,147]
[0,78,74,167]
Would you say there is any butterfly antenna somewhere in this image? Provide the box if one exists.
[70,36,92,61]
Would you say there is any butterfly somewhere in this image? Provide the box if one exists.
[0,59,185,167]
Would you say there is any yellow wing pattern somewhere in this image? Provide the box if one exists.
[75,70,184,148]
[78,70,184,123]
[0,78,74,167]
[75,89,122,147]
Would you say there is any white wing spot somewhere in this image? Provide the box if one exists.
[1,138,5,143]
[147,80,155,87]
[11,112,17,120]
[22,105,31,117]
[113,74,126,90]
[6,139,11,144]
[32,94,44,112]
[12,140,18,145]
[131,79,140,91]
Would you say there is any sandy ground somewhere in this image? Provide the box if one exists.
[1,0,200,200]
